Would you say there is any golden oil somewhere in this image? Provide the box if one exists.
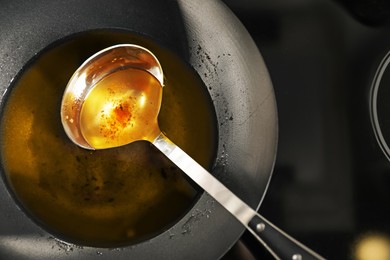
[0,30,217,247]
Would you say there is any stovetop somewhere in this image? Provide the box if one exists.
[222,0,390,258]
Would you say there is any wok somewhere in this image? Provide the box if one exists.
[0,0,277,259]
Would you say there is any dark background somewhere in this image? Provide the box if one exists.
[221,0,390,259]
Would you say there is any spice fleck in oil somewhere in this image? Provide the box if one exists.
[0,31,217,247]
[78,68,162,149]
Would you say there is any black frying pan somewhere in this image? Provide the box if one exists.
[0,0,277,259]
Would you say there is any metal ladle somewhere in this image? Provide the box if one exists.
[60,44,325,260]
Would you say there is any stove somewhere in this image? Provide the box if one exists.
[222,0,390,258]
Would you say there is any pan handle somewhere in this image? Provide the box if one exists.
[247,214,325,260]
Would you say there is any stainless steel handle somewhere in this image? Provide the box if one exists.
[153,132,325,260]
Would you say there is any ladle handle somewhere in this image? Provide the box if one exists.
[152,132,325,260]
[247,214,325,259]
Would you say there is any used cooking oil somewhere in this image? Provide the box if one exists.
[78,68,162,149]
[0,30,217,247]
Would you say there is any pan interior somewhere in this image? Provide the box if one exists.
[0,30,217,247]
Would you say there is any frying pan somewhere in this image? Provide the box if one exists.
[0,0,277,259]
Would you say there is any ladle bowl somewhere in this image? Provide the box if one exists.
[61,44,164,149]
[61,44,324,260]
